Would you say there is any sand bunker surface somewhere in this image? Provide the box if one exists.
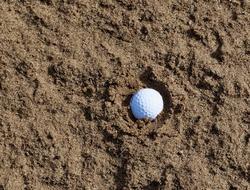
[0,0,249,189]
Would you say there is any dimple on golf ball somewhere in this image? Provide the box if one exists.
[130,88,164,120]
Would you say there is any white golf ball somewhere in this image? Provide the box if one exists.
[130,88,164,120]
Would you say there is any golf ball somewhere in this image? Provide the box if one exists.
[130,88,164,120]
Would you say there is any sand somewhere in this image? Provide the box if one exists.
[0,0,249,189]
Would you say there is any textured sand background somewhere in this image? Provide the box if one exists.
[0,0,249,189]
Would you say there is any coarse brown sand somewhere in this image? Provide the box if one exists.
[0,0,249,189]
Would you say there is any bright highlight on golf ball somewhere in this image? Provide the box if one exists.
[130,88,164,120]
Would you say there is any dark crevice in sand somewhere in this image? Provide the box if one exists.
[139,67,173,125]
